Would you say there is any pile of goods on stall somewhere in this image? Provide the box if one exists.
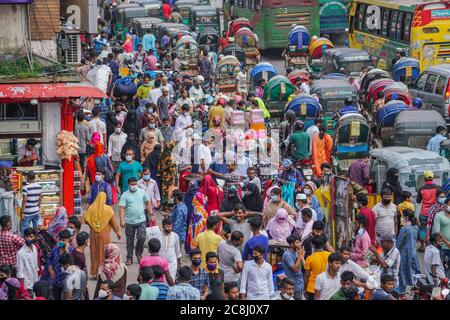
[56,131,79,161]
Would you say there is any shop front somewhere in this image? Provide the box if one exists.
[0,81,106,223]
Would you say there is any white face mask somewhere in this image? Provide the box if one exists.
[98,289,109,299]
[281,293,292,300]
[126,155,133,162]
[115,128,121,134]
[304,189,312,195]
[353,202,359,209]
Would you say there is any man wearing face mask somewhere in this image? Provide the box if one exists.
[262,187,297,228]
[240,245,274,300]
[135,75,153,101]
[139,115,164,146]
[205,251,225,300]
[16,228,39,292]
[108,121,128,171]
[273,278,295,300]
[119,177,152,265]
[116,149,143,194]
[372,188,397,243]
[95,280,122,300]
[137,167,161,215]
[175,104,193,131]
[295,193,318,222]
[190,248,210,300]
[160,117,174,144]
[189,77,205,104]
[113,102,127,125]
[87,169,113,206]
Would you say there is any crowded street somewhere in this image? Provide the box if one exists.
[0,0,450,303]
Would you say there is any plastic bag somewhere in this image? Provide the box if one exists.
[144,225,162,249]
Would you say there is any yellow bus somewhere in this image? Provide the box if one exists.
[348,0,450,71]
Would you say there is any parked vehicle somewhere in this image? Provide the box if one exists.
[374,101,410,147]
[132,17,163,38]
[409,64,450,130]
[285,25,310,73]
[190,5,220,33]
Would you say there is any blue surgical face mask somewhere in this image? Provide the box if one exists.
[143,175,151,181]
[57,241,66,248]
[438,197,446,205]
[271,195,279,202]
[148,123,156,129]
[95,174,103,182]
[357,228,364,237]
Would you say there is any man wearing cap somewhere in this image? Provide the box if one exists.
[17,139,40,167]
[189,77,205,103]
[369,235,401,288]
[417,170,440,251]
[287,121,310,161]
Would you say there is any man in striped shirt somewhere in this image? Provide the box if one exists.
[20,171,42,236]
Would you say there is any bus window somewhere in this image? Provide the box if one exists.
[424,74,438,93]
[402,13,412,42]
[435,76,448,96]
[357,4,366,31]
[381,9,390,38]
[415,73,428,91]
[423,27,439,34]
[396,12,403,41]
[389,10,399,40]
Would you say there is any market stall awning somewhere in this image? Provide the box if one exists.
[0,82,107,100]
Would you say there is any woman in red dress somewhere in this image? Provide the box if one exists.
[198,175,223,214]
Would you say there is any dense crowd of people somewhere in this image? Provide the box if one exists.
[0,0,449,301]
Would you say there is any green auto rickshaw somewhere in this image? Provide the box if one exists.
[115,3,149,39]
[263,75,296,122]
[176,0,200,25]
[131,17,163,39]
[310,79,357,135]
[190,5,220,33]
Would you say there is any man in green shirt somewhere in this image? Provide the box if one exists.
[330,271,359,300]
[119,177,153,265]
[116,148,143,193]
[138,266,159,300]
[287,121,310,160]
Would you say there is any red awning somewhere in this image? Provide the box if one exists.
[0,82,107,100]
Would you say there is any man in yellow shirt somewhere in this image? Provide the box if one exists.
[397,191,414,227]
[135,75,153,100]
[303,236,331,300]
[191,216,224,268]
[207,100,225,128]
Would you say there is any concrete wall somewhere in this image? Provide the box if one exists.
[31,40,58,61]
[0,5,28,55]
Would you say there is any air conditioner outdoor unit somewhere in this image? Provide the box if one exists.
[65,30,81,65]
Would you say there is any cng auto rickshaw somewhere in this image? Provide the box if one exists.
[263,75,296,121]
[392,57,420,84]
[393,110,446,149]
[155,23,190,43]
[250,62,277,87]
[216,55,241,96]
[198,28,219,52]
[311,79,357,135]
[175,36,199,76]
[115,3,149,38]
[284,25,310,73]
[374,100,410,147]
[283,94,322,130]
[369,147,450,200]
[191,5,220,33]
[175,0,200,25]
[133,0,163,18]
[358,68,391,105]
[322,48,371,78]
[331,113,370,172]
[234,27,260,66]
[132,17,163,39]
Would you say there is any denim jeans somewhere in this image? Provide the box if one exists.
[21,213,40,235]
[125,222,146,259]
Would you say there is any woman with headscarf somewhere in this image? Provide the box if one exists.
[311,124,333,177]
[198,175,223,214]
[303,181,324,221]
[243,182,264,212]
[86,132,101,157]
[221,185,243,212]
[158,141,176,209]
[84,192,121,280]
[122,110,140,144]
[266,208,296,242]
[144,143,162,184]
[140,131,159,162]
[86,143,114,184]
[123,33,133,53]
[382,167,402,205]
[185,191,209,253]
[0,167,18,234]
[121,132,141,163]
[47,207,69,241]
[94,243,127,298]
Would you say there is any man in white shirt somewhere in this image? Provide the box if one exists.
[137,167,161,209]
[196,136,213,174]
[189,77,205,103]
[372,189,397,242]
[174,104,193,131]
[314,253,342,300]
[338,245,370,283]
[148,80,163,105]
[236,70,248,96]
[88,107,107,146]
[16,228,39,291]
[300,78,312,95]
[108,121,128,170]
[240,246,274,300]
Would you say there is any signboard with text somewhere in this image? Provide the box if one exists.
[60,0,97,34]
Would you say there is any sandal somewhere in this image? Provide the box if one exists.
[126,258,133,265]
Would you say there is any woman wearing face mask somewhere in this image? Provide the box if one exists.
[381,167,403,205]
[120,133,141,163]
[85,143,114,185]
[144,143,162,185]
[141,131,160,162]
[396,209,420,293]
[266,208,296,242]
[84,192,121,280]
[105,111,117,140]
[94,243,127,299]
[303,181,323,221]
[124,283,142,300]
[243,182,263,212]
[262,187,297,228]
[350,214,371,268]
[426,189,447,242]
[41,229,73,300]
[122,110,140,144]
[86,169,113,207]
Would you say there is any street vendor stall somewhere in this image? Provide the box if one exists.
[0,80,107,221]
